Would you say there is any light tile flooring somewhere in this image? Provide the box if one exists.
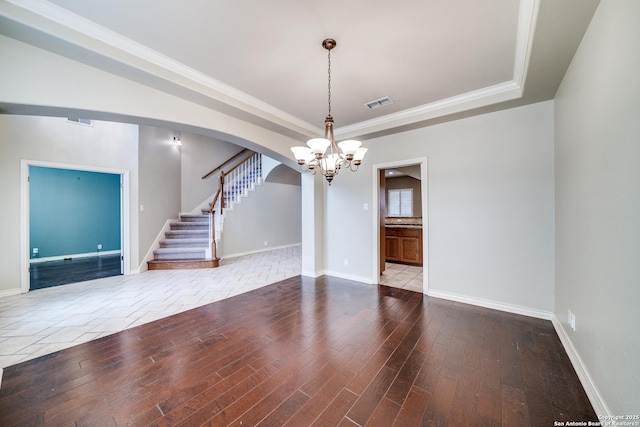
[380,262,424,293]
[0,246,302,371]
[0,248,422,378]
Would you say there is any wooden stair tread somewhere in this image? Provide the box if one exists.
[147,258,219,270]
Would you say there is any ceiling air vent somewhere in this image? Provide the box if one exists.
[67,118,93,126]
[364,96,394,110]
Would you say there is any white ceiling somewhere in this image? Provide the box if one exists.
[0,0,600,141]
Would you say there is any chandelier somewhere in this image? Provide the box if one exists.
[291,38,367,185]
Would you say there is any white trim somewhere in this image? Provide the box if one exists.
[4,0,321,138]
[0,288,24,298]
[5,0,539,140]
[137,218,176,273]
[301,269,324,278]
[551,315,610,417]
[337,81,522,139]
[372,157,428,295]
[323,271,373,285]
[427,289,553,320]
[30,250,121,263]
[20,159,131,294]
[513,0,539,90]
[221,243,301,261]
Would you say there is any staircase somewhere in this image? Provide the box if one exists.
[147,213,218,270]
[146,151,262,270]
[213,153,262,240]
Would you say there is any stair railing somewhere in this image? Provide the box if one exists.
[201,148,249,180]
[208,209,217,260]
[207,152,262,244]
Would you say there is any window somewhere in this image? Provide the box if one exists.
[388,188,413,217]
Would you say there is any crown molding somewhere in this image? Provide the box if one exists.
[335,80,523,139]
[336,0,539,139]
[3,0,322,138]
[4,0,538,140]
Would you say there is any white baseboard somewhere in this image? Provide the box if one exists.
[551,315,610,417]
[137,219,175,272]
[301,269,324,278]
[0,288,25,298]
[220,243,300,260]
[30,250,121,263]
[427,289,553,320]
[322,270,374,285]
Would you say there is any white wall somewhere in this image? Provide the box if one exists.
[138,126,181,265]
[0,35,302,165]
[217,181,301,258]
[180,133,244,212]
[0,115,139,295]
[325,101,555,314]
[554,0,640,415]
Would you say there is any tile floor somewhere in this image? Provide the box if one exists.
[380,262,424,293]
[0,246,302,371]
[0,248,422,378]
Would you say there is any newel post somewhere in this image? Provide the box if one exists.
[219,172,225,215]
[209,210,217,260]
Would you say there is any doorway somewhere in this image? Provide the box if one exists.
[20,160,130,292]
[373,158,428,294]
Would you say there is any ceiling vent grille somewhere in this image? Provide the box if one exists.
[67,118,93,126]
[364,96,394,110]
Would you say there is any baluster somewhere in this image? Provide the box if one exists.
[243,160,247,192]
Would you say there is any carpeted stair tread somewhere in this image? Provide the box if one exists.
[160,238,209,248]
[165,229,209,238]
[179,215,210,222]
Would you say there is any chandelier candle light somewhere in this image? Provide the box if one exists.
[291,38,367,185]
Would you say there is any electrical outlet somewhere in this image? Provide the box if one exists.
[32,248,38,254]
[264,241,268,246]
[97,244,102,250]
[344,259,349,267]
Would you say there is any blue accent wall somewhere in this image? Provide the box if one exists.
[29,166,121,259]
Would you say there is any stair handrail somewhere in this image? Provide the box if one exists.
[208,152,262,245]
[208,174,224,214]
[208,153,257,214]
[222,152,256,177]
[201,148,249,180]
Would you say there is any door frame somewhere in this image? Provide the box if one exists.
[20,159,130,293]
[372,157,428,294]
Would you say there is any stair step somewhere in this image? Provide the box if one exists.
[179,214,209,222]
[153,247,207,260]
[160,238,209,248]
[170,222,208,230]
[165,229,209,239]
[148,258,219,270]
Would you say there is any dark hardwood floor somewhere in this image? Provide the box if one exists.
[0,275,596,426]
[30,255,122,290]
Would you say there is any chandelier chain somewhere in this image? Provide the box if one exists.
[327,48,331,116]
[290,38,366,185]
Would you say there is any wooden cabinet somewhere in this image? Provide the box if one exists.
[385,227,423,265]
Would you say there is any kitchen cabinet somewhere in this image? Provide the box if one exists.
[385,227,422,265]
